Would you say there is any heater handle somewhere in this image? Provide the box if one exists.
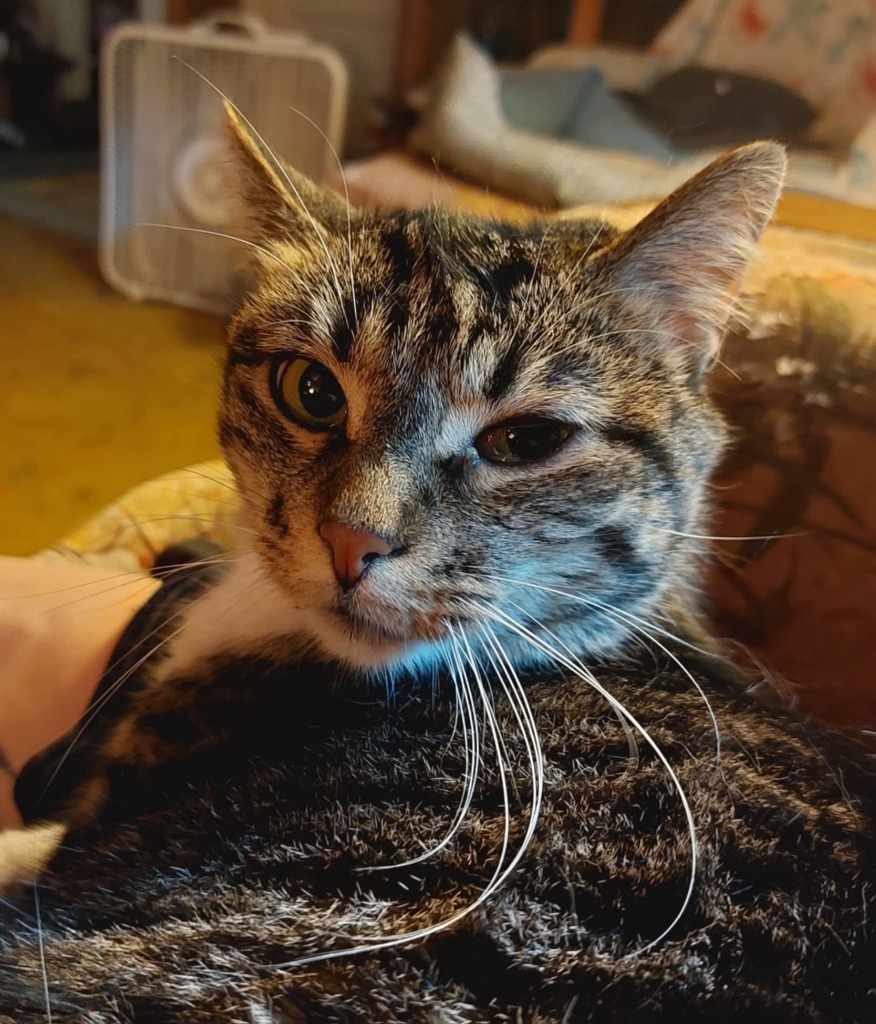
[190,10,274,40]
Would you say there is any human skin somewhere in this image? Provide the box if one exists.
[0,557,158,829]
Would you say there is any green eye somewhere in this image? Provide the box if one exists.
[475,419,573,465]
[272,357,347,430]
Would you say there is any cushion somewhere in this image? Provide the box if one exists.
[498,67,588,137]
[633,65,816,150]
[563,70,676,161]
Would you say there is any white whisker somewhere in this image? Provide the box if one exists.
[37,619,189,803]
[287,103,358,325]
[474,601,699,958]
[139,223,300,277]
[12,547,232,625]
[33,882,52,1024]
[36,564,268,802]
[178,465,240,495]
[361,636,480,871]
[265,625,520,970]
[491,577,723,763]
[488,573,718,660]
[501,594,641,776]
[588,603,723,765]
[479,623,544,855]
[654,527,807,542]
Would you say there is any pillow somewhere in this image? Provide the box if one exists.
[633,66,816,150]
[498,67,589,137]
[563,70,677,162]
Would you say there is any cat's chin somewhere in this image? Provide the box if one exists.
[301,606,438,674]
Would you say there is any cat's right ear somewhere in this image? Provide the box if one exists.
[223,99,349,245]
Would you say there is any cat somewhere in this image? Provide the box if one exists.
[0,103,873,1023]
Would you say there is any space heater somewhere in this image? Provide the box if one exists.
[100,11,348,312]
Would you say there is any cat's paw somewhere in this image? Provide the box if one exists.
[0,822,64,893]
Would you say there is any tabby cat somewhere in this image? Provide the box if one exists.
[0,105,873,1023]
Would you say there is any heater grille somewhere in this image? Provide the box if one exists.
[101,14,347,313]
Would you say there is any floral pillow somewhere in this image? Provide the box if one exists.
[651,0,876,145]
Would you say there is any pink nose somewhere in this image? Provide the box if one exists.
[319,521,393,589]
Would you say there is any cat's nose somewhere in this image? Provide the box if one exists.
[319,521,394,590]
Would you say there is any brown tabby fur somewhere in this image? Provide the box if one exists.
[0,109,872,1022]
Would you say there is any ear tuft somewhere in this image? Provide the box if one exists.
[223,99,350,246]
[596,142,787,374]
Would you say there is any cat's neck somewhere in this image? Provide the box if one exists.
[155,549,433,683]
[154,547,712,689]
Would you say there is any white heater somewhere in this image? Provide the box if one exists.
[100,11,348,312]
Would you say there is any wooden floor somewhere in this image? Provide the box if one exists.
[0,214,223,555]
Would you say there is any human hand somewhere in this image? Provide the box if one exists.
[0,557,158,829]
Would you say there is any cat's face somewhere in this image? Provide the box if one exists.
[219,106,785,675]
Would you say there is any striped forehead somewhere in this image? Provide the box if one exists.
[239,212,615,413]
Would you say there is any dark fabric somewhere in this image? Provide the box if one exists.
[1,642,874,1022]
[628,65,816,150]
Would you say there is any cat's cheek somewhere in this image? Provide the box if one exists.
[271,538,336,595]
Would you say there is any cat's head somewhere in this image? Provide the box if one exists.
[219,103,785,677]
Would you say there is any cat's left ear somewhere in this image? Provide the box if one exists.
[223,99,351,245]
[593,142,786,377]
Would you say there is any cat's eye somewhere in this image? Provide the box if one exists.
[272,357,347,430]
[475,419,573,464]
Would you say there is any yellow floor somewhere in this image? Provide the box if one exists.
[0,214,223,555]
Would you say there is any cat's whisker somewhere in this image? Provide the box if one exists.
[139,223,303,278]
[33,882,51,1024]
[566,597,724,765]
[487,573,717,660]
[458,633,517,801]
[9,548,235,624]
[479,623,544,852]
[436,638,481,844]
[495,592,641,776]
[473,601,698,957]
[269,624,519,970]
[495,574,724,760]
[70,513,250,537]
[138,491,241,512]
[176,465,240,495]
[286,103,358,326]
[362,635,481,872]
[379,618,541,930]
[36,564,267,800]
[12,572,164,626]
[36,619,190,802]
[653,527,807,542]
[0,569,159,604]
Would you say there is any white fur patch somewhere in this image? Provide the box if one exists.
[158,549,437,681]
[0,822,65,891]
[158,551,305,679]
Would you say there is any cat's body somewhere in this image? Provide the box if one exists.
[0,112,873,1021]
[2,584,875,1022]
